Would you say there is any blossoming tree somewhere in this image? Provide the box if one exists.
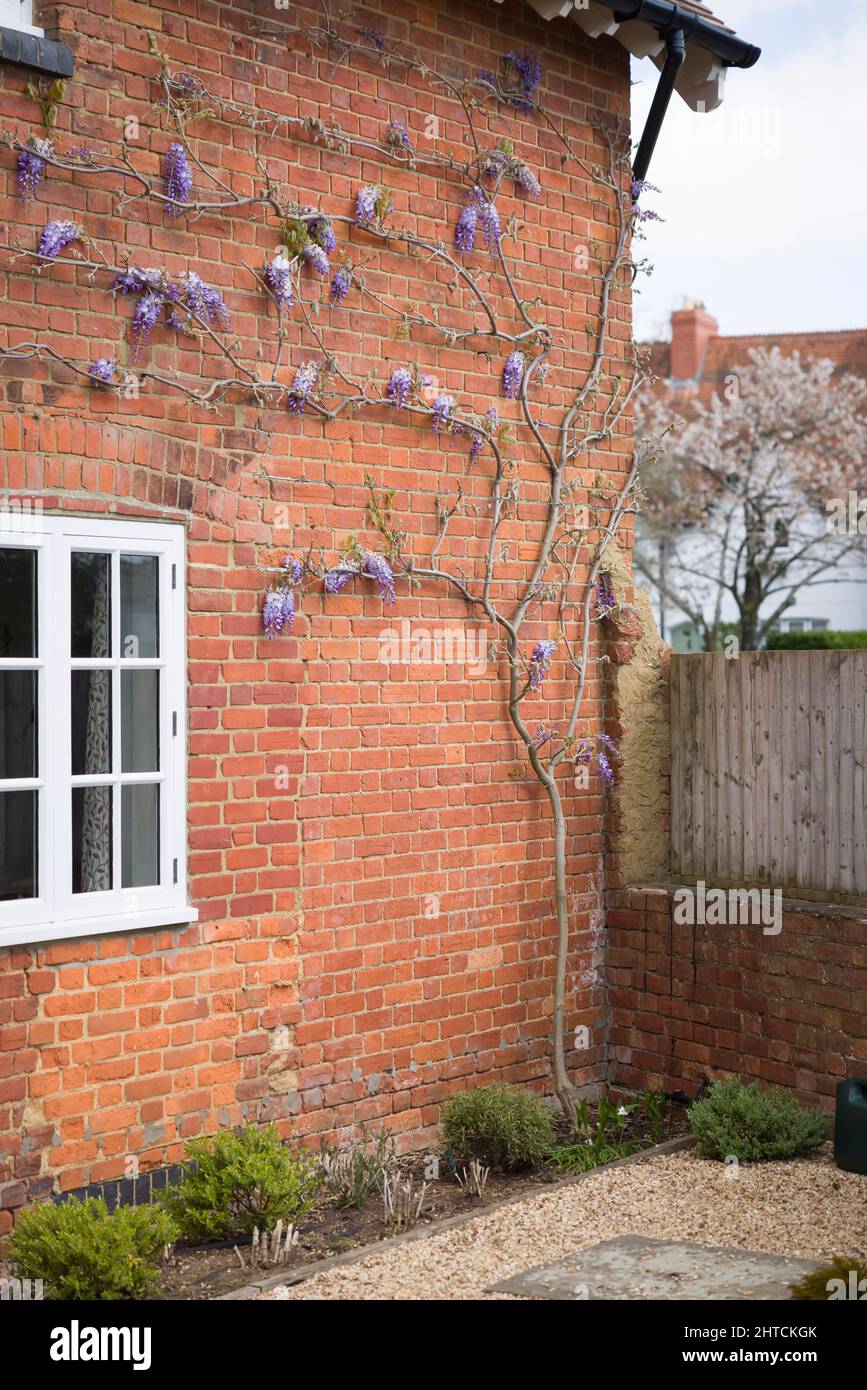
[1,17,653,1116]
[636,349,867,651]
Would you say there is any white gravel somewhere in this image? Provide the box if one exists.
[263,1147,867,1301]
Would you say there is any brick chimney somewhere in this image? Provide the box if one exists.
[670,298,719,382]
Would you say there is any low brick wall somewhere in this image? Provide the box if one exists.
[607,887,867,1110]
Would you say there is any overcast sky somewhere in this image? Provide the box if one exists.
[630,0,867,342]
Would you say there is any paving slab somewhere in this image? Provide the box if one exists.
[487,1235,819,1300]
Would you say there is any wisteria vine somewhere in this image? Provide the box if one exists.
[0,11,655,1117]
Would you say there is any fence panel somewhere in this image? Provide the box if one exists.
[670,650,867,904]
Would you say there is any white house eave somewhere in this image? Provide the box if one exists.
[499,0,729,112]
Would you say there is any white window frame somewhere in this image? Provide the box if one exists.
[0,1,43,36]
[0,515,196,947]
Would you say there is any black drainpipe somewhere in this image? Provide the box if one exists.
[603,1,762,188]
[632,26,686,186]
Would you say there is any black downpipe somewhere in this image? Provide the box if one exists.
[632,27,686,186]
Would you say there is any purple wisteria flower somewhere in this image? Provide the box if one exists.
[455,201,478,254]
[164,142,193,216]
[387,120,413,154]
[355,183,380,228]
[179,271,230,328]
[302,241,330,277]
[88,357,116,386]
[528,639,556,691]
[469,429,484,461]
[330,265,352,305]
[357,25,385,50]
[262,585,295,637]
[362,550,395,605]
[324,558,359,594]
[288,360,319,415]
[514,161,541,199]
[38,219,82,260]
[431,394,454,432]
[482,149,509,179]
[388,366,413,408]
[503,351,525,400]
[17,139,52,201]
[173,72,206,98]
[504,49,542,110]
[309,217,336,254]
[479,197,500,254]
[598,732,620,758]
[282,556,304,584]
[531,724,554,750]
[595,571,615,617]
[266,254,293,314]
[131,290,165,347]
[631,177,662,222]
[597,749,615,786]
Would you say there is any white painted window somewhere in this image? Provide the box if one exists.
[0,513,196,947]
[0,1,43,36]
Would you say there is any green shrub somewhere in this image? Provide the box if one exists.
[765,630,867,651]
[550,1141,636,1173]
[319,1127,397,1208]
[160,1123,321,1240]
[689,1078,830,1162]
[790,1257,867,1300]
[441,1084,555,1171]
[9,1197,176,1300]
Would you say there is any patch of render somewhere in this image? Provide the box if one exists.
[613,581,670,886]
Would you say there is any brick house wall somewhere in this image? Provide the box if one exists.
[0,0,634,1222]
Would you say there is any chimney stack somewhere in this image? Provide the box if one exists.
[670,298,719,382]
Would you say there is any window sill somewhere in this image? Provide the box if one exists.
[0,24,73,75]
[0,906,199,950]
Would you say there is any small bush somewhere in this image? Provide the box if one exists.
[9,1197,176,1300]
[319,1127,397,1208]
[790,1257,867,1300]
[689,1078,830,1162]
[441,1084,555,1171]
[160,1123,321,1240]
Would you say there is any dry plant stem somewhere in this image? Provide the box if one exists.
[0,19,649,1121]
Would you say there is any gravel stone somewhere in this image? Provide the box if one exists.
[263,1147,867,1301]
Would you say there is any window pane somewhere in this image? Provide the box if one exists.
[71,671,112,775]
[0,548,36,658]
[0,789,37,900]
[121,670,159,772]
[0,671,37,779]
[122,783,159,888]
[71,552,111,658]
[72,786,113,893]
[121,555,159,658]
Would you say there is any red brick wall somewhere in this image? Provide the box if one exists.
[608,887,867,1111]
[0,0,633,1220]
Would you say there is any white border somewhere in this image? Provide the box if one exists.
[0,514,197,948]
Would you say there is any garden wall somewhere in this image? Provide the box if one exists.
[0,0,634,1225]
[607,886,867,1111]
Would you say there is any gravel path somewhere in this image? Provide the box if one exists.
[265,1147,867,1301]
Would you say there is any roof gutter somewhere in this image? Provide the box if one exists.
[605,1,761,69]
[605,2,761,185]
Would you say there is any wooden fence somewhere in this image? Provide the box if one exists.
[670,650,867,905]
